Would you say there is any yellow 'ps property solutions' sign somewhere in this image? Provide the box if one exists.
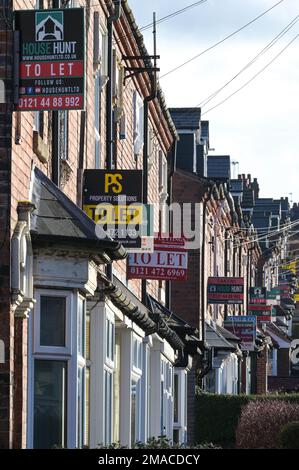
[83,170,144,248]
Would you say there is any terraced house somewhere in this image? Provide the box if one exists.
[0,0,199,449]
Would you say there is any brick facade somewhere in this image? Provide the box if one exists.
[256,348,268,395]
[0,3,13,448]
[1,0,176,447]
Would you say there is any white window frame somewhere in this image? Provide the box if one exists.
[131,334,143,444]
[28,289,87,449]
[133,91,144,158]
[160,357,174,439]
[103,309,115,445]
[94,72,101,168]
[33,289,72,356]
[173,369,188,444]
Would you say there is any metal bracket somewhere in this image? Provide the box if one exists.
[122,54,160,82]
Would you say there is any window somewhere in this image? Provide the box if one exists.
[58,110,69,161]
[30,290,88,449]
[106,318,114,362]
[159,151,168,198]
[160,359,173,438]
[103,313,115,445]
[78,297,85,357]
[104,369,113,444]
[133,336,142,371]
[34,360,67,449]
[173,374,179,423]
[133,91,144,158]
[77,367,84,448]
[35,291,71,354]
[40,296,66,347]
[33,112,44,138]
[131,378,141,446]
[94,73,102,168]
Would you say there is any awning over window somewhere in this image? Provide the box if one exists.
[30,167,126,262]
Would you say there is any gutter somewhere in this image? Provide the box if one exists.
[102,275,185,351]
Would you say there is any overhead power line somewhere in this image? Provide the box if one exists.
[160,0,286,79]
[202,33,299,116]
[114,0,208,44]
[199,14,299,108]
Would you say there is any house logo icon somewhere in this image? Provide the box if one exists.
[35,11,64,41]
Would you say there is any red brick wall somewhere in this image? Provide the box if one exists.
[0,15,13,448]
[171,171,204,331]
[256,348,268,395]
[3,0,175,448]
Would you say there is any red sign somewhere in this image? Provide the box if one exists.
[224,316,257,351]
[20,61,84,79]
[248,304,273,323]
[18,95,83,110]
[207,277,244,304]
[15,8,85,111]
[127,235,188,281]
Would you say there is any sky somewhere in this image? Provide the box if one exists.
[128,0,299,203]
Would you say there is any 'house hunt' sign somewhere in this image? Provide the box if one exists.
[14,8,85,111]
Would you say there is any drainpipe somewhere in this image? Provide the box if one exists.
[165,139,177,309]
[201,185,215,344]
[141,24,157,306]
[106,0,122,170]
[106,0,122,280]
[224,228,229,320]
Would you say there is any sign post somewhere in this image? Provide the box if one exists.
[14,8,85,111]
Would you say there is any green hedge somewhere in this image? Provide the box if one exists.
[195,393,299,447]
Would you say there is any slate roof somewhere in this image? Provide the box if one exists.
[216,324,241,343]
[207,155,231,181]
[30,167,126,261]
[205,323,236,351]
[169,108,201,130]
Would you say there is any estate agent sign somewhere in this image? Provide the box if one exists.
[224,316,257,351]
[15,8,85,111]
[83,169,144,249]
[127,235,188,281]
[207,277,244,304]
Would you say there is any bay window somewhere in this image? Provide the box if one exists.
[29,289,89,449]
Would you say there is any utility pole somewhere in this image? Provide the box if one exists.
[52,0,60,186]
[141,12,158,306]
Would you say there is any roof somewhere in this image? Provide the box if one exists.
[207,155,231,181]
[216,324,241,343]
[205,323,237,351]
[266,322,292,348]
[169,108,201,130]
[147,295,202,354]
[30,167,126,261]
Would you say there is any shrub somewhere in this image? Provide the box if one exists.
[236,400,299,449]
[195,393,299,447]
[279,421,299,449]
[98,436,221,449]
